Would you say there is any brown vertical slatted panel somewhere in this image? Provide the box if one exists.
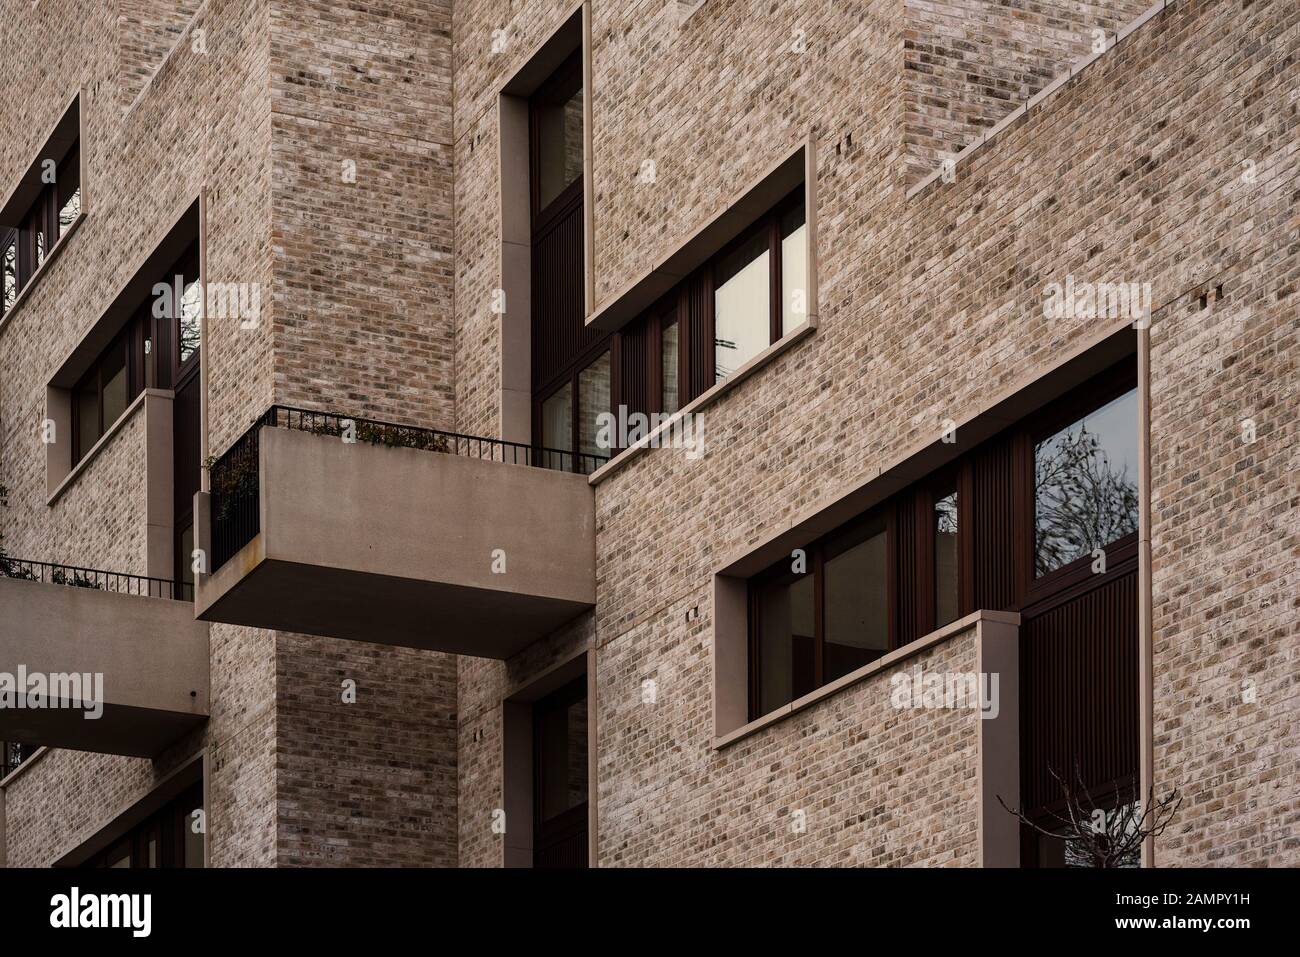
[971,433,1018,611]
[615,316,651,422]
[531,194,604,394]
[894,498,920,646]
[684,271,714,401]
[1020,570,1138,814]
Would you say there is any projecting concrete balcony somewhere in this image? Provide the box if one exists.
[194,407,600,658]
[0,562,209,758]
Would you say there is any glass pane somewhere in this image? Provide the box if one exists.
[184,806,204,868]
[76,384,99,458]
[577,350,610,462]
[714,232,770,382]
[756,570,816,716]
[537,691,587,821]
[661,321,679,415]
[35,228,46,268]
[59,187,81,238]
[823,518,889,681]
[780,205,807,335]
[535,86,583,211]
[934,487,959,628]
[147,837,158,868]
[179,279,202,363]
[540,382,573,470]
[2,239,16,312]
[101,343,128,430]
[1035,388,1140,576]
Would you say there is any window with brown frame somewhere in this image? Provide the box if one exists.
[0,142,81,321]
[69,241,200,465]
[82,781,204,869]
[746,359,1140,729]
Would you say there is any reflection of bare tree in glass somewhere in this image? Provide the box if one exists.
[936,493,958,535]
[1000,766,1180,868]
[1035,424,1139,575]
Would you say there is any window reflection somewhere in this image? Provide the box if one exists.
[661,321,679,415]
[714,232,770,382]
[577,351,610,460]
[780,204,807,335]
[1034,389,1139,576]
[934,487,959,627]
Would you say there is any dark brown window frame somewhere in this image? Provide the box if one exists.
[528,49,583,229]
[532,674,589,868]
[746,358,1140,722]
[68,241,201,465]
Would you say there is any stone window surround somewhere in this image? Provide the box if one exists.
[43,196,203,583]
[500,649,598,868]
[906,0,1178,201]
[709,317,1146,746]
[0,90,88,338]
[497,2,591,447]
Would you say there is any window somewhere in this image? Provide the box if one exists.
[746,359,1139,721]
[84,781,204,869]
[535,346,609,473]
[750,513,892,718]
[67,242,201,466]
[1,230,16,316]
[530,52,583,218]
[1034,388,1139,577]
[72,331,139,462]
[661,319,679,415]
[933,480,959,628]
[533,677,589,867]
[9,150,80,300]
[714,230,770,380]
[712,192,806,384]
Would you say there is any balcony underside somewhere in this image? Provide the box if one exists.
[196,427,597,659]
[0,578,209,759]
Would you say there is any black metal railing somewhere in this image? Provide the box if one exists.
[208,405,609,572]
[0,556,192,600]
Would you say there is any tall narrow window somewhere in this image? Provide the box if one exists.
[1034,387,1139,576]
[57,147,81,238]
[713,231,770,382]
[823,516,890,681]
[533,677,589,868]
[540,382,573,468]
[577,350,610,460]
[531,53,583,217]
[933,484,959,628]
[661,320,679,415]
[1,231,16,316]
[753,567,817,718]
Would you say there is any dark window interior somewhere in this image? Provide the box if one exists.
[533,676,588,868]
[745,359,1140,864]
[82,781,204,869]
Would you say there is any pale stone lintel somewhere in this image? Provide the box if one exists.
[712,609,1021,750]
[906,0,1175,202]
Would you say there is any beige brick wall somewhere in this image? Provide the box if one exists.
[1,0,460,868]
[453,0,1299,867]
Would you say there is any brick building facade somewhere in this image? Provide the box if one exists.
[0,0,1295,868]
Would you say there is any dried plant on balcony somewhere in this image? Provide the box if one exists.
[998,765,1181,867]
